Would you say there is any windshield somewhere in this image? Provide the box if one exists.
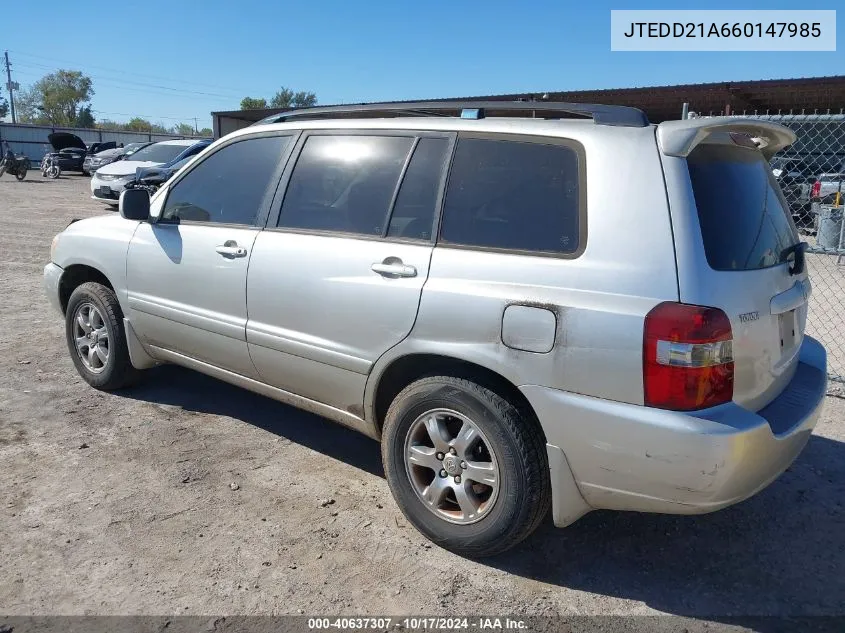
[688,143,799,271]
[126,143,189,164]
[124,143,146,154]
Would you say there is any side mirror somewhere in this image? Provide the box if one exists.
[119,189,150,221]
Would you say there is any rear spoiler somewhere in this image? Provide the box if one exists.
[657,117,797,160]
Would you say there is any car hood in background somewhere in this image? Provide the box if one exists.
[95,160,161,177]
[48,132,87,151]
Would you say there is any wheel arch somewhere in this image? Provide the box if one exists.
[58,264,117,314]
[368,352,543,441]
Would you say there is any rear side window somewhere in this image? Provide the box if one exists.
[278,135,413,236]
[688,144,799,271]
[387,137,450,241]
[440,138,581,254]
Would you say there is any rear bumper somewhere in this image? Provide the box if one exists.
[522,336,827,525]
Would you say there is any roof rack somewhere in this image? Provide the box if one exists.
[255,100,649,128]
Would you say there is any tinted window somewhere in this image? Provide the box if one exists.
[688,144,799,271]
[278,135,413,235]
[129,143,191,164]
[440,138,581,254]
[162,136,289,225]
[387,138,449,241]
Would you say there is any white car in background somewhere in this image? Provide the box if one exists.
[90,139,210,204]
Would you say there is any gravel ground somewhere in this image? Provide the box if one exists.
[0,175,843,624]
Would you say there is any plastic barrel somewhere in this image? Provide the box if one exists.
[817,205,844,250]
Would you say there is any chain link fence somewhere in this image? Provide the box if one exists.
[695,110,845,383]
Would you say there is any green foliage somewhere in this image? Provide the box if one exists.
[269,87,317,108]
[240,96,268,110]
[0,96,8,119]
[126,117,152,132]
[75,105,95,128]
[17,70,94,125]
[292,91,317,107]
[198,127,213,136]
[241,87,317,111]
[174,122,196,136]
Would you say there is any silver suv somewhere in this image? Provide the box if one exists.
[45,102,827,556]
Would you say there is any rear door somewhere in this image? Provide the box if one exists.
[245,131,454,414]
[667,137,808,411]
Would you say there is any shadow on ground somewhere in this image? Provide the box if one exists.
[119,365,844,624]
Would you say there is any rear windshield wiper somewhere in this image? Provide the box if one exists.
[780,242,808,276]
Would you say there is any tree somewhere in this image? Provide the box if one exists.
[269,87,317,108]
[15,86,42,123]
[240,96,267,110]
[126,117,152,132]
[292,91,317,107]
[75,105,95,128]
[269,88,294,108]
[0,96,8,120]
[96,120,123,132]
[18,70,94,126]
[174,122,196,136]
[198,127,213,136]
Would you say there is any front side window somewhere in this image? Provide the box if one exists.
[162,136,289,225]
[440,138,582,254]
[278,135,413,236]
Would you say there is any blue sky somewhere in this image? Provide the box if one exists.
[4,0,843,129]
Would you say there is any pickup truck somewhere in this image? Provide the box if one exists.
[811,159,845,204]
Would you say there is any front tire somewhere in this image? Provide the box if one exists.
[382,376,551,557]
[65,282,139,390]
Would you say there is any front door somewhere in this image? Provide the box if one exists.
[126,133,296,377]
[246,132,454,413]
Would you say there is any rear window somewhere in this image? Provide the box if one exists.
[688,144,799,271]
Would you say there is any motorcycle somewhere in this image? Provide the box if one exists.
[0,147,31,180]
[41,153,61,179]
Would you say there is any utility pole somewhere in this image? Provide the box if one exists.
[193,117,198,135]
[4,51,18,123]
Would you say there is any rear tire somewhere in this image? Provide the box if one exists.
[15,167,26,181]
[382,376,551,557]
[65,282,139,390]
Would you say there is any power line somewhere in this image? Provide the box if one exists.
[13,60,237,99]
[13,67,233,104]
[92,109,209,123]
[9,49,250,94]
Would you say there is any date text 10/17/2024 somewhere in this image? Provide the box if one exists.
[307,617,527,630]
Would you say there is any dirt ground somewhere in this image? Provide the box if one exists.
[1,175,844,622]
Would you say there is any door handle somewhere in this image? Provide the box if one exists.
[371,261,417,278]
[215,243,248,258]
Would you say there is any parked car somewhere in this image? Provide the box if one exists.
[124,155,195,195]
[44,133,116,175]
[82,142,154,175]
[45,102,826,556]
[90,139,211,203]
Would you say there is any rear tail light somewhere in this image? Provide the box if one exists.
[643,302,734,411]
[811,180,821,199]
